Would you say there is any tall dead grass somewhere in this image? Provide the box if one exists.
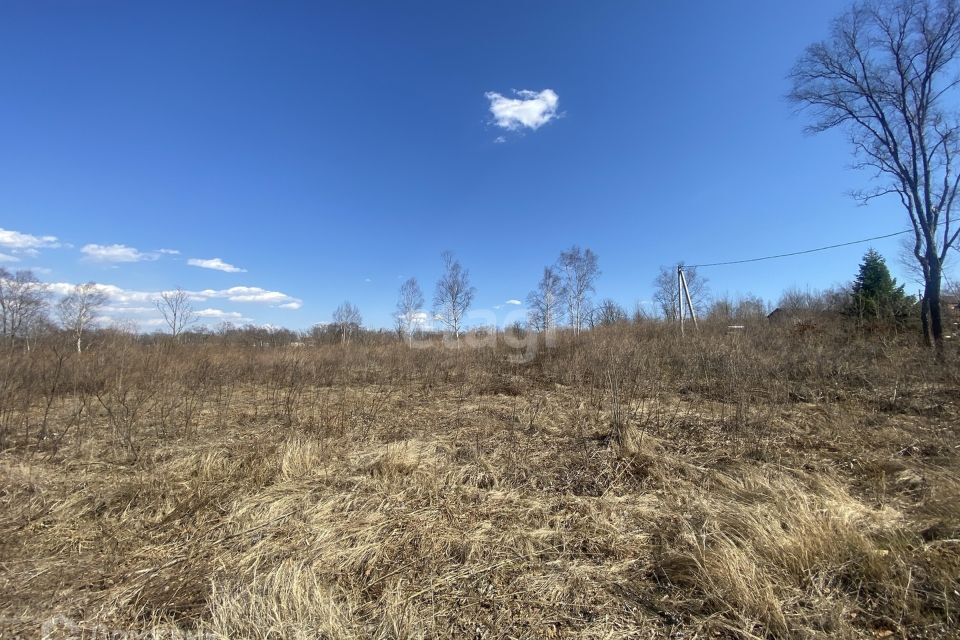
[1,323,958,638]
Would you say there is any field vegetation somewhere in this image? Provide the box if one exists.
[1,315,958,639]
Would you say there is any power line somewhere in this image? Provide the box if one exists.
[687,228,914,268]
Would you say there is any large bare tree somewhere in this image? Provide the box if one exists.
[332,301,362,344]
[395,277,424,345]
[527,266,563,331]
[790,0,960,349]
[556,246,599,336]
[433,251,475,344]
[0,268,49,341]
[156,287,197,339]
[57,282,107,352]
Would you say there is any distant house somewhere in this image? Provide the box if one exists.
[766,307,788,323]
[766,307,823,323]
[766,305,838,329]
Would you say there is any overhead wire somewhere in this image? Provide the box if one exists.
[686,229,915,268]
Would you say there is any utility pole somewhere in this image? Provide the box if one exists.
[680,267,699,330]
[678,265,684,336]
[677,265,698,336]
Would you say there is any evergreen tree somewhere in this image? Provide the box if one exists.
[849,249,914,323]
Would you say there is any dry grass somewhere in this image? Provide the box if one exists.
[1,324,958,638]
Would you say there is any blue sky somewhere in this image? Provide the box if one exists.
[0,1,938,330]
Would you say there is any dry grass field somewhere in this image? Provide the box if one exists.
[1,324,958,639]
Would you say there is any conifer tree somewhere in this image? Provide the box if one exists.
[849,249,914,323]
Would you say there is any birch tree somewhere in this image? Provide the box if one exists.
[395,277,424,344]
[557,246,599,336]
[433,251,475,343]
[57,282,107,352]
[526,266,563,331]
[332,301,362,344]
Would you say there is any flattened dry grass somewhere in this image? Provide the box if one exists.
[1,327,959,638]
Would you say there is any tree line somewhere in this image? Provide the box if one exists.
[1,243,946,352]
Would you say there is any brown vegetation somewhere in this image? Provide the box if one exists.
[1,322,958,638]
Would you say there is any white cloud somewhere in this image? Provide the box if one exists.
[188,257,246,273]
[47,282,152,303]
[194,286,295,305]
[48,281,302,332]
[102,305,155,314]
[195,308,251,321]
[409,311,429,327]
[81,243,156,263]
[49,282,301,310]
[494,135,506,144]
[505,299,522,305]
[0,252,20,263]
[158,248,180,255]
[0,227,60,251]
[485,89,560,131]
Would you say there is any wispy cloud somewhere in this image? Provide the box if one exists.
[485,89,560,132]
[505,299,522,305]
[0,227,60,260]
[81,243,157,263]
[158,248,180,255]
[101,305,156,314]
[188,257,246,273]
[195,308,252,321]
[277,301,302,310]
[0,227,60,251]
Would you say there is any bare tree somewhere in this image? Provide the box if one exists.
[57,282,108,352]
[556,246,599,336]
[332,301,362,344]
[156,288,196,339]
[592,298,628,327]
[790,0,960,349]
[433,251,475,343]
[395,277,424,345]
[0,268,49,341]
[734,294,769,321]
[777,285,852,315]
[706,298,735,323]
[526,266,563,331]
[653,265,709,320]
